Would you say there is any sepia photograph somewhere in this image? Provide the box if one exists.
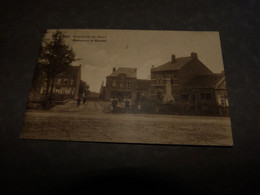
[21,29,233,146]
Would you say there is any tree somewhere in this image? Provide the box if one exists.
[79,80,90,97]
[37,30,76,108]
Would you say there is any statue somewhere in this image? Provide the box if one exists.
[163,78,174,104]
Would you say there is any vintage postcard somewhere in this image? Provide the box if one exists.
[21,29,233,146]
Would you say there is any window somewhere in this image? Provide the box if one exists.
[191,95,196,102]
[157,91,163,100]
[171,78,174,85]
[136,92,141,101]
[119,82,123,88]
[221,96,226,106]
[181,94,189,102]
[71,79,74,85]
[127,82,131,88]
[64,79,68,84]
[124,92,132,98]
[200,93,211,101]
[112,81,116,87]
[220,95,229,106]
[157,76,162,84]
[57,79,61,84]
[118,73,126,79]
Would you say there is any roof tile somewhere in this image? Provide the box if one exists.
[152,57,192,72]
[184,73,225,89]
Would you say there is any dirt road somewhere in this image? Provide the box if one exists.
[21,100,233,146]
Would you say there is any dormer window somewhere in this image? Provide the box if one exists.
[118,73,126,79]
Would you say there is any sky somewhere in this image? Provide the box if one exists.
[44,29,225,93]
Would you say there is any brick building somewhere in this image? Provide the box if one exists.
[181,72,229,115]
[151,52,212,102]
[100,53,229,115]
[101,67,151,104]
[50,65,81,101]
[151,52,229,115]
[28,65,81,106]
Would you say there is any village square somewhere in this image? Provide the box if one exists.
[21,30,233,146]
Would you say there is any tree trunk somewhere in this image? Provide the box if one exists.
[45,76,50,109]
[49,78,55,106]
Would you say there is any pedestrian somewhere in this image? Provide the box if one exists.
[83,96,87,105]
[117,100,121,113]
[77,98,81,106]
[137,103,141,113]
[111,99,117,113]
[125,100,129,112]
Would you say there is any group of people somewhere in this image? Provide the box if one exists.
[110,98,131,113]
[77,96,87,106]
[111,99,119,113]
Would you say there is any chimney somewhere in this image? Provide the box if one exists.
[191,52,198,58]
[113,67,116,72]
[171,54,176,63]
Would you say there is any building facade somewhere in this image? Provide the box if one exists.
[101,67,151,104]
[100,53,229,115]
[150,52,213,103]
[150,53,229,115]
[181,72,229,115]
[28,65,81,106]
[49,65,81,101]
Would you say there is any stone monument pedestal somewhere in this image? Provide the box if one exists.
[163,78,174,104]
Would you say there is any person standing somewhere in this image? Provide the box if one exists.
[83,95,87,105]
[125,100,129,112]
[77,98,81,106]
[112,99,117,113]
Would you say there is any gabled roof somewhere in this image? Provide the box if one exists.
[183,73,225,89]
[107,67,137,78]
[151,57,192,72]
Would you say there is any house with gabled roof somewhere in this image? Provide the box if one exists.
[151,52,229,115]
[28,65,81,108]
[101,67,151,105]
[50,65,81,100]
[100,53,229,115]
[151,52,213,102]
[103,67,137,101]
[181,72,229,115]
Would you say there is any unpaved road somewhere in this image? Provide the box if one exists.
[21,100,233,146]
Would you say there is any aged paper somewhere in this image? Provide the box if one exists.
[21,29,233,146]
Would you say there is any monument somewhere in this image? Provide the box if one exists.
[163,78,174,104]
